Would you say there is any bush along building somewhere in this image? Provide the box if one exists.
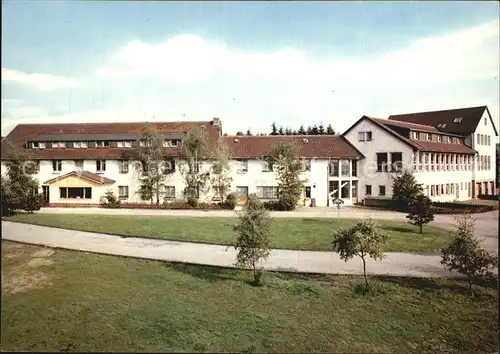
[1,106,497,208]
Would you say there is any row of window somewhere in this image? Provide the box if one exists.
[428,182,470,198]
[478,155,492,171]
[376,152,403,172]
[328,160,358,177]
[412,131,462,144]
[412,153,476,172]
[32,139,182,149]
[476,134,491,146]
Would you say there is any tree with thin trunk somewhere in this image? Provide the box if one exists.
[135,125,172,205]
[332,218,388,288]
[406,195,434,234]
[441,211,498,296]
[210,139,233,203]
[306,126,312,135]
[180,126,211,202]
[233,194,271,286]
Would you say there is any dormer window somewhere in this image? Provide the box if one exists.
[437,135,442,142]
[426,133,431,141]
[96,141,109,148]
[53,142,66,148]
[32,142,46,149]
[437,123,447,128]
[163,139,181,147]
[443,136,448,143]
[412,132,420,140]
[117,141,124,148]
[453,117,462,123]
[124,141,132,148]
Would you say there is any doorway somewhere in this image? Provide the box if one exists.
[235,186,248,205]
[42,185,50,204]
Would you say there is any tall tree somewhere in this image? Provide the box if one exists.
[298,125,306,135]
[291,129,298,135]
[285,128,292,135]
[306,126,313,135]
[311,124,319,135]
[271,143,306,210]
[278,126,285,135]
[246,129,252,136]
[392,169,424,211]
[135,125,172,205]
[318,122,325,135]
[233,194,271,286]
[270,122,278,136]
[406,195,434,234]
[210,139,233,203]
[236,131,244,136]
[181,126,211,202]
[326,124,335,135]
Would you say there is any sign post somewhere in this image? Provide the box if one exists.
[332,198,344,222]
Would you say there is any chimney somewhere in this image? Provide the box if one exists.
[234,138,239,143]
[302,138,309,143]
[212,117,220,126]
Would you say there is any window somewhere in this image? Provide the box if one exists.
[262,160,273,172]
[329,160,339,177]
[418,153,423,171]
[379,185,386,197]
[390,152,403,172]
[488,155,491,170]
[487,135,490,146]
[119,160,129,173]
[96,141,109,148]
[305,186,311,198]
[376,153,388,172]
[341,160,350,177]
[164,139,181,147]
[96,160,106,172]
[75,160,84,171]
[443,136,449,143]
[430,153,435,171]
[301,159,311,172]
[477,133,480,145]
[351,181,358,199]
[53,142,66,148]
[118,186,129,199]
[117,141,124,148]
[32,141,46,149]
[351,160,357,177]
[453,117,462,123]
[163,159,175,174]
[437,135,442,142]
[441,184,444,195]
[365,185,372,196]
[461,182,463,190]
[140,140,152,147]
[125,141,132,148]
[412,132,420,140]
[484,117,487,125]
[446,184,450,195]
[257,186,279,199]
[81,141,87,148]
[358,131,372,142]
[341,181,349,198]
[431,185,435,196]
[59,187,91,199]
[52,160,62,172]
[165,186,175,199]
[237,160,248,173]
[455,155,458,170]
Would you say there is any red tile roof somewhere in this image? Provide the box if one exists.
[371,118,441,134]
[221,135,363,159]
[388,106,497,136]
[43,170,115,185]
[1,120,221,159]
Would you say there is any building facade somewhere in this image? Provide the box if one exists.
[1,106,497,208]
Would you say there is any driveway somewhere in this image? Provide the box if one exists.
[2,221,466,278]
[38,206,499,253]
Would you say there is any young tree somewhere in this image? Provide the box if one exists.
[298,125,306,135]
[332,218,388,288]
[1,150,43,215]
[233,194,271,286]
[135,125,172,205]
[271,143,306,210]
[326,124,335,135]
[441,212,498,295]
[181,126,211,202]
[210,139,233,203]
[270,122,278,136]
[392,169,423,211]
[318,122,325,135]
[278,126,285,135]
[406,195,435,234]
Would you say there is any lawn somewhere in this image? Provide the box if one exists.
[4,213,454,252]
[1,241,497,353]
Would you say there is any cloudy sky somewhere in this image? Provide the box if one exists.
[2,1,499,136]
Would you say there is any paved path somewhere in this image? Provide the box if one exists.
[1,221,470,278]
[38,206,499,253]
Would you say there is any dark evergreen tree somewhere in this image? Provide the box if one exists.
[246,129,252,136]
[278,126,285,135]
[271,122,278,136]
[236,131,244,136]
[298,125,306,135]
[311,124,319,135]
[306,126,313,135]
[318,122,325,135]
[326,124,335,135]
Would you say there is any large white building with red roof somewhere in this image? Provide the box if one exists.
[1,106,497,207]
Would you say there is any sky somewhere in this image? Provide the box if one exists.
[2,1,499,137]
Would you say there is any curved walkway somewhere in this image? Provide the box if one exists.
[2,221,468,278]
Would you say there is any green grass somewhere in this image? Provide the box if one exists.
[4,213,454,252]
[1,241,497,353]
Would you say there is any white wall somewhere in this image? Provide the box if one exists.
[471,110,497,191]
[344,119,414,202]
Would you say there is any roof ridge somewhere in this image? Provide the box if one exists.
[389,105,487,117]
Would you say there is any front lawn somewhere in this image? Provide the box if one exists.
[4,213,453,252]
[1,241,497,353]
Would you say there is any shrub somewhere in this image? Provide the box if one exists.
[187,196,199,208]
[441,211,498,295]
[220,192,236,210]
[100,190,121,208]
[23,194,43,213]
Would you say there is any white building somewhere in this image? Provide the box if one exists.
[0,119,362,207]
[343,106,498,203]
